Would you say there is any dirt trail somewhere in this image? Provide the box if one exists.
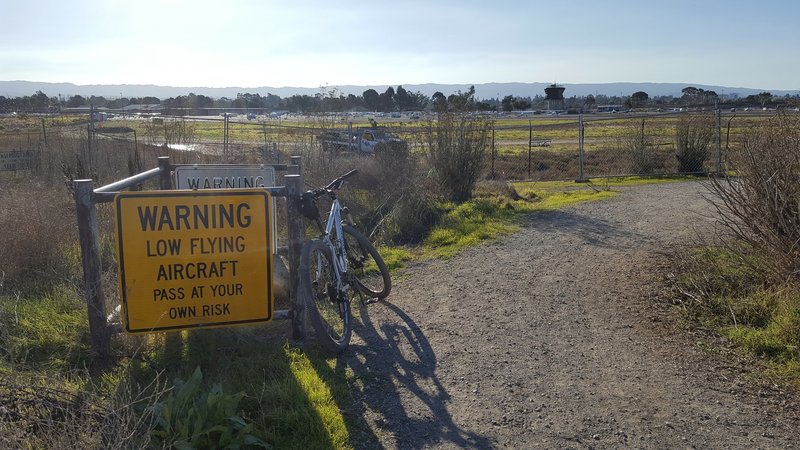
[341,181,800,449]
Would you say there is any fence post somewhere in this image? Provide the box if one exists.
[74,179,111,360]
[223,113,229,159]
[576,114,586,182]
[158,156,172,190]
[286,156,306,341]
[41,118,47,147]
[528,120,532,179]
[491,122,496,179]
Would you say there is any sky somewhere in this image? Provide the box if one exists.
[2,0,799,91]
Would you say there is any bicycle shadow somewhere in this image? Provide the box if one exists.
[335,300,491,449]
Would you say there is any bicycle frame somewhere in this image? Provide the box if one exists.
[315,198,351,298]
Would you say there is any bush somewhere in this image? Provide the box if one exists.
[425,113,492,203]
[675,113,715,173]
[379,185,442,244]
[0,181,76,287]
[626,118,659,174]
[709,114,800,281]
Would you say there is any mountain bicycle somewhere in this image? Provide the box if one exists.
[297,169,391,352]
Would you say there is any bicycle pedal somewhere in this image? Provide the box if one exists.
[363,297,380,305]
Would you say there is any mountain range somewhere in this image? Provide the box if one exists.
[1,80,796,100]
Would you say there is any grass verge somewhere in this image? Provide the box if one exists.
[0,283,369,448]
[420,179,619,259]
[673,246,800,389]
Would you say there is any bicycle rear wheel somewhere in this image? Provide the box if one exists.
[299,239,352,353]
[342,224,391,300]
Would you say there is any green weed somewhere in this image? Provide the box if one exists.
[674,246,800,388]
[149,366,267,448]
[423,183,615,258]
[377,246,414,272]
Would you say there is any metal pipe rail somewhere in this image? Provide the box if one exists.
[73,156,306,360]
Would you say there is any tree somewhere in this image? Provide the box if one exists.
[29,91,50,112]
[584,94,596,111]
[631,91,649,108]
[66,95,86,108]
[394,85,412,111]
[195,94,213,108]
[681,86,719,106]
[379,87,396,112]
[758,91,773,106]
[363,89,379,111]
[408,91,429,110]
[447,85,475,112]
[431,91,447,112]
[512,97,531,110]
[501,95,514,112]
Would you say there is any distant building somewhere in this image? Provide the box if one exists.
[121,104,163,113]
[596,105,624,113]
[544,84,565,110]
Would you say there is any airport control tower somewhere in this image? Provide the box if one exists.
[545,84,566,110]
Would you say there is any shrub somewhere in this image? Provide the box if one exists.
[626,118,659,174]
[709,114,800,281]
[425,113,492,203]
[675,113,715,173]
[378,182,442,244]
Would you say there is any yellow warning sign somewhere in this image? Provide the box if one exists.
[114,190,273,333]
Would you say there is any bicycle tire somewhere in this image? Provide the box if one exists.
[299,239,353,353]
[342,224,392,300]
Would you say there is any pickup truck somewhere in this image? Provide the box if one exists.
[319,127,404,154]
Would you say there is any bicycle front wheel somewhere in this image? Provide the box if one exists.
[342,224,392,300]
[299,239,352,353]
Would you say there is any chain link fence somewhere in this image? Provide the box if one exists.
[0,109,781,186]
[487,110,756,181]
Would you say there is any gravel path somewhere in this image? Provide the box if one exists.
[341,181,800,449]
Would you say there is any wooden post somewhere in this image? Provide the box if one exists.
[577,115,586,182]
[158,156,172,190]
[41,118,47,147]
[491,122,495,179]
[74,179,111,359]
[286,156,306,341]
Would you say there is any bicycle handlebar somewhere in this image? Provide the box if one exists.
[304,169,359,199]
[325,169,359,191]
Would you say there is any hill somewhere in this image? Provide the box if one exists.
[0,80,796,100]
